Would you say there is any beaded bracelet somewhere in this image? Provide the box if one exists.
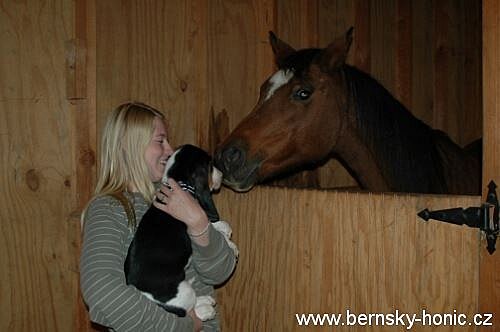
[188,223,210,237]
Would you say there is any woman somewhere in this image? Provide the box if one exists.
[80,102,237,331]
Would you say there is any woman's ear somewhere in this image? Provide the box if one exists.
[269,31,296,68]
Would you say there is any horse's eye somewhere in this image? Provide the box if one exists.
[293,88,312,101]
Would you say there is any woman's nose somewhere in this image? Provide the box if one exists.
[164,143,174,155]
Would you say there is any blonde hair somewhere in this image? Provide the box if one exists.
[82,102,166,227]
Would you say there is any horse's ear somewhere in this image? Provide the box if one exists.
[317,27,354,72]
[269,31,296,68]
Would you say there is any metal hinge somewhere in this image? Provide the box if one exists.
[418,181,499,254]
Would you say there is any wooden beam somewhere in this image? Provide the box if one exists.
[481,0,500,329]
[72,0,97,330]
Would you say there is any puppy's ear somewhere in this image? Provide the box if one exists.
[198,164,221,222]
[209,165,223,192]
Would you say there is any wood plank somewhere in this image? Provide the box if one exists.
[186,0,209,151]
[253,0,276,83]
[0,1,77,330]
[318,0,355,46]
[207,0,268,134]
[481,0,500,328]
[216,187,481,331]
[353,0,371,72]
[432,0,481,146]
[95,0,131,136]
[411,0,435,126]
[460,0,482,146]
[434,0,460,142]
[370,0,396,94]
[276,0,318,47]
[395,0,412,108]
[128,1,197,146]
[73,0,98,330]
[96,0,211,147]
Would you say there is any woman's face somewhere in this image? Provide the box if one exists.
[145,117,174,182]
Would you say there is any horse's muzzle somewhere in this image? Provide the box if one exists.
[214,143,261,192]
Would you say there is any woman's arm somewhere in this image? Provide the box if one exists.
[190,224,237,285]
[80,196,195,331]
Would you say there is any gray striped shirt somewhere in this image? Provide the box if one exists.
[80,193,237,331]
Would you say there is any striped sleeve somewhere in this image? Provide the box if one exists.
[190,224,237,285]
[79,196,194,331]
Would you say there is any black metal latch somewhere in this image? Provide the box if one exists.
[417,181,500,254]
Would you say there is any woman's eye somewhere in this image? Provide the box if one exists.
[293,88,311,101]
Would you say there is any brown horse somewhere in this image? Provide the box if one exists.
[214,28,481,195]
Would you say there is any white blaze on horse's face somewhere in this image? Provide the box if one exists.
[265,69,294,101]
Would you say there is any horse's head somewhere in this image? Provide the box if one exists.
[214,28,354,192]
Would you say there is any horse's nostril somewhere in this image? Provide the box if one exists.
[223,146,244,169]
[225,147,240,162]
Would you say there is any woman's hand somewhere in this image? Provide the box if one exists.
[153,180,210,243]
[187,309,203,332]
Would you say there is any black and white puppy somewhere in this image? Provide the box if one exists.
[124,144,233,320]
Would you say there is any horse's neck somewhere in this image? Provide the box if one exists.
[433,133,481,194]
[335,123,391,191]
[339,66,446,193]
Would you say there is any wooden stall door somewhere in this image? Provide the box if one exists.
[215,189,483,331]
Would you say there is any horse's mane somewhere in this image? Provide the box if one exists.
[343,65,448,192]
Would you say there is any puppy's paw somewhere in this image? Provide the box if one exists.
[212,220,232,237]
[194,295,216,321]
[227,240,239,258]
[212,221,239,257]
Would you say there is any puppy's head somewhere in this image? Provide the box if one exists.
[162,144,222,222]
